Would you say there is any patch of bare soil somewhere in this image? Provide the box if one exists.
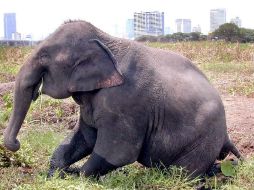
[222,95,254,157]
[0,82,14,95]
[0,82,14,107]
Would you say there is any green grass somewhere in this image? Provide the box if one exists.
[1,128,253,190]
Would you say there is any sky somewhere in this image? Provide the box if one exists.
[0,0,253,40]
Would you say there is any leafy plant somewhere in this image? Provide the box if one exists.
[0,93,13,128]
[221,160,237,177]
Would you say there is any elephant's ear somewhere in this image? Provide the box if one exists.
[68,39,124,92]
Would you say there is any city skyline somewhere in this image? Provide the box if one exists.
[0,0,253,40]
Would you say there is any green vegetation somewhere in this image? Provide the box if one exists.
[137,23,254,43]
[1,128,253,189]
[0,43,254,189]
[212,23,254,43]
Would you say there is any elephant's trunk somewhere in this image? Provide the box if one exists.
[3,63,43,152]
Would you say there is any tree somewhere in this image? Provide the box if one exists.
[240,28,254,43]
[212,23,241,42]
[190,32,201,41]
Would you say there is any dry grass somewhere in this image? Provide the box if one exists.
[148,41,254,64]
[0,47,32,83]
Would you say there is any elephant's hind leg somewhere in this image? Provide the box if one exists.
[47,117,97,178]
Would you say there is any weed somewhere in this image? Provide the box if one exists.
[0,93,13,128]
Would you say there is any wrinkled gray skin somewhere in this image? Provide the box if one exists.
[3,21,242,178]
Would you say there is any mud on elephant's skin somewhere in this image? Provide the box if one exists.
[3,20,242,178]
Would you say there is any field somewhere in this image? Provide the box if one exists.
[0,41,254,189]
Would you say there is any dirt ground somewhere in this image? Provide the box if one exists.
[222,94,254,157]
[0,82,253,158]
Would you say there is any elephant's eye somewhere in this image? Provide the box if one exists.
[39,53,50,64]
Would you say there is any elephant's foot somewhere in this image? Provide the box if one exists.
[205,162,221,177]
[62,167,80,177]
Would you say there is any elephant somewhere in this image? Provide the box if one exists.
[3,20,242,178]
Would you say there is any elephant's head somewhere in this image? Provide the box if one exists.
[3,21,124,152]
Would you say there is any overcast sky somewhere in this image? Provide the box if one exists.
[0,0,253,40]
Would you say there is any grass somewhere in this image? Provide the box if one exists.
[1,127,253,190]
[0,42,254,189]
[201,62,254,74]
[0,46,32,83]
[199,62,254,96]
[148,41,254,63]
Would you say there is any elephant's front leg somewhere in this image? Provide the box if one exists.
[47,117,97,178]
[79,120,145,177]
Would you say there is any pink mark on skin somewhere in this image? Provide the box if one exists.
[97,72,123,88]
[55,52,69,63]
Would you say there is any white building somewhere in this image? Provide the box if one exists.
[210,9,226,32]
[126,19,134,39]
[12,32,21,40]
[134,11,164,38]
[230,17,242,27]
[175,19,191,33]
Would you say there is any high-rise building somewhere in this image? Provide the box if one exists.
[210,9,226,32]
[134,11,164,38]
[126,19,134,39]
[4,13,17,40]
[175,19,191,33]
[230,17,242,27]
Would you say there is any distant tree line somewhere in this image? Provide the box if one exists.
[136,32,207,43]
[136,23,254,43]
[0,40,38,46]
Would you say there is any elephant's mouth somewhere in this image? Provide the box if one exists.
[41,81,71,99]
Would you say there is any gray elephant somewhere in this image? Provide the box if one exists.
[3,20,241,178]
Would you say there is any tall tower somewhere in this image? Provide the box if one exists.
[210,9,226,32]
[4,13,17,40]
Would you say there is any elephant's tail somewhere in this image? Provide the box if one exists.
[218,138,243,160]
